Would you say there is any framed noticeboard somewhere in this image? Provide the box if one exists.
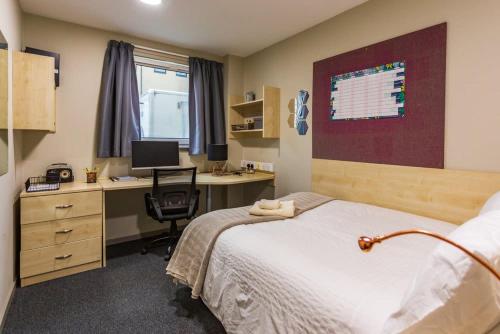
[312,23,446,168]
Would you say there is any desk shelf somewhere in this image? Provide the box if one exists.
[230,129,264,138]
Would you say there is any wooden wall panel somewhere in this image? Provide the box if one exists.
[312,159,500,224]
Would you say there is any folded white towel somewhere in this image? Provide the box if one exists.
[258,199,281,210]
[249,200,295,218]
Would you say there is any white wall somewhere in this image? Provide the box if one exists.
[0,0,22,326]
[20,14,227,242]
[241,0,500,197]
[21,14,222,182]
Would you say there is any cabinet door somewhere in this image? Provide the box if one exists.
[13,51,55,131]
[0,49,7,130]
[262,86,280,138]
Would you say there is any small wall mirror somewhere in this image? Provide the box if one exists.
[0,30,7,176]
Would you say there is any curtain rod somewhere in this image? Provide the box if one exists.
[133,44,189,59]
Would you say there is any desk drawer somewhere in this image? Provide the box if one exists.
[21,215,102,251]
[20,237,102,278]
[21,191,102,224]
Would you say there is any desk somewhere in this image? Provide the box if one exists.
[100,172,274,265]
[100,171,274,213]
[18,172,274,283]
[20,173,274,286]
[99,172,275,190]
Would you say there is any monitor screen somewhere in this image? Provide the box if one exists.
[131,140,180,169]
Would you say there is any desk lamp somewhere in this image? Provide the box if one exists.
[207,144,228,176]
[358,229,499,280]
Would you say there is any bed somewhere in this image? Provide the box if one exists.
[201,200,457,334]
[167,160,500,333]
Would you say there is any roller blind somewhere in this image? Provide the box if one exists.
[134,47,189,73]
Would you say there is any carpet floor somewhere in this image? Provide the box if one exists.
[2,240,226,334]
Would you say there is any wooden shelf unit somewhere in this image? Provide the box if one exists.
[230,129,263,134]
[229,86,280,139]
[231,99,263,110]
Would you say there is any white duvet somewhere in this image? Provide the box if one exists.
[201,200,457,334]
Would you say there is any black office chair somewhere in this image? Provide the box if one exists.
[142,167,200,261]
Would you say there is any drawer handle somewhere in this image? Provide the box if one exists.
[55,229,73,234]
[55,254,72,260]
[55,204,73,209]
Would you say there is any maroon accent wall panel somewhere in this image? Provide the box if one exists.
[312,23,446,168]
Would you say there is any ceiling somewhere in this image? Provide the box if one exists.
[19,0,367,57]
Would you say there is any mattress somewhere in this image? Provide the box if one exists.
[201,200,457,334]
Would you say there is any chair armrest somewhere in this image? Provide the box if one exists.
[144,193,163,220]
[188,190,201,218]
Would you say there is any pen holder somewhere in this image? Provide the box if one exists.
[86,171,97,183]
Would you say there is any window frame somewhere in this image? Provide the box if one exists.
[134,53,190,149]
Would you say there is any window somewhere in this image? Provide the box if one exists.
[135,53,189,147]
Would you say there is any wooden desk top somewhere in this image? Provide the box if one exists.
[20,172,274,197]
[99,172,274,191]
[20,182,103,198]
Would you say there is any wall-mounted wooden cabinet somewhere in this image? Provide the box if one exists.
[13,51,56,132]
[229,86,280,139]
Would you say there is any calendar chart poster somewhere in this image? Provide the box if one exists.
[330,62,405,121]
[312,23,446,168]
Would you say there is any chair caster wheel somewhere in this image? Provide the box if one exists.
[141,248,148,255]
[164,245,173,261]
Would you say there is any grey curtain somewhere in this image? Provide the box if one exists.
[97,40,140,158]
[188,57,225,155]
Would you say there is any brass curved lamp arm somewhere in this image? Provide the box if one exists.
[358,229,500,280]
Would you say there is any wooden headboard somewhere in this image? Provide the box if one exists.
[312,159,500,224]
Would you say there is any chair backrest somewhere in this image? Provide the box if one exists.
[152,167,197,209]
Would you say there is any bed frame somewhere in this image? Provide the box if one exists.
[312,159,500,224]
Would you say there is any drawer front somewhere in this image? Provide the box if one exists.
[21,191,102,224]
[21,215,102,251]
[20,237,102,278]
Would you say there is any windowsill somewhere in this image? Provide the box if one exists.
[140,138,189,150]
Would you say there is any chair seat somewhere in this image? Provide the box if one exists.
[160,203,189,215]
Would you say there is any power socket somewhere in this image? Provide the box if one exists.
[261,162,274,172]
[240,160,274,172]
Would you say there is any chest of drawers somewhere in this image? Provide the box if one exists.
[20,183,104,287]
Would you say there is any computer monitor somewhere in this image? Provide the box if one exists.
[131,140,180,170]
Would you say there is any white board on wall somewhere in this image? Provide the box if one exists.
[330,62,405,121]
